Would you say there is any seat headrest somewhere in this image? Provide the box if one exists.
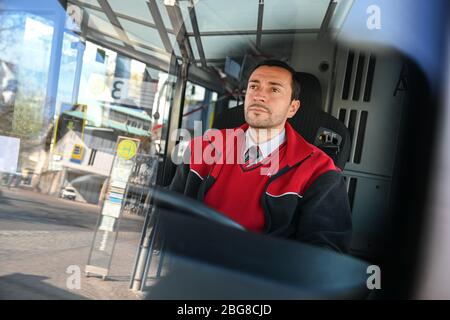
[295,72,323,110]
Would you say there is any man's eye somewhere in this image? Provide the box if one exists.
[272,88,280,93]
[249,85,257,90]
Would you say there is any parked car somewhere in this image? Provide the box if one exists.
[61,187,76,200]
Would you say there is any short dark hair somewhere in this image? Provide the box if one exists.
[248,59,301,101]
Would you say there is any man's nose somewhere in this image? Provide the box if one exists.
[253,90,267,102]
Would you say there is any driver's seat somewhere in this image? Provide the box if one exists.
[212,72,351,170]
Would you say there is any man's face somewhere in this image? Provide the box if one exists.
[244,65,300,130]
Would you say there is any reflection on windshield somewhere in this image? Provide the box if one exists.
[0,10,169,207]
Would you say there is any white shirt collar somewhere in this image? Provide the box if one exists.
[245,127,286,159]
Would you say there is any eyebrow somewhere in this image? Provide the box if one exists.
[248,79,286,88]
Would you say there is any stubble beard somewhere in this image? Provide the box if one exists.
[245,102,273,129]
[245,113,271,128]
[245,109,286,130]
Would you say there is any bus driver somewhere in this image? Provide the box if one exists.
[170,60,352,253]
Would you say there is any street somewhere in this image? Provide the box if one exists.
[0,187,147,299]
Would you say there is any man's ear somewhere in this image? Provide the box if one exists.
[287,99,301,118]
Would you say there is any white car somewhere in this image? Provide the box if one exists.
[61,187,76,200]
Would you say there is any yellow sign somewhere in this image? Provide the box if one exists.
[70,144,84,164]
[117,139,137,160]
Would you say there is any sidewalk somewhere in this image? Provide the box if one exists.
[0,187,164,299]
[0,230,150,299]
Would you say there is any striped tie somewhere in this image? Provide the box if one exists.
[244,145,262,167]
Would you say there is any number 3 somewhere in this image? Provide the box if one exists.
[112,80,124,100]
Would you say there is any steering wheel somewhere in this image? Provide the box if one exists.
[151,186,245,231]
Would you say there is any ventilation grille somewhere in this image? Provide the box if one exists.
[341,50,376,102]
[338,108,368,164]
